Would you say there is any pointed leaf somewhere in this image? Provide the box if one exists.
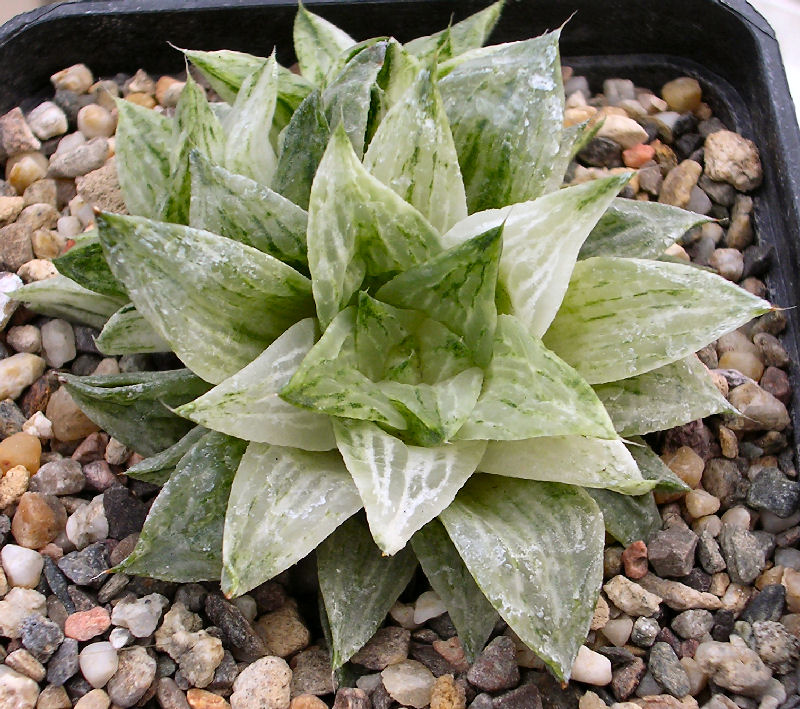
[125,426,209,485]
[222,55,279,185]
[280,308,407,430]
[176,319,336,450]
[94,303,170,355]
[594,355,735,436]
[457,315,617,441]
[543,121,596,194]
[542,256,772,384]
[274,89,330,210]
[411,520,497,662]
[294,2,356,86]
[478,435,653,495]
[97,213,315,384]
[377,227,501,367]
[222,442,362,597]
[322,42,387,158]
[61,369,211,456]
[440,475,604,681]
[114,98,172,219]
[189,151,308,270]
[307,126,441,327]
[579,199,713,260]
[12,275,125,330]
[377,39,421,110]
[627,439,690,493]
[116,432,246,581]
[173,73,226,165]
[586,488,661,546]
[443,176,629,337]
[405,1,505,60]
[54,233,126,299]
[364,65,467,233]
[438,31,565,211]
[318,513,418,669]
[334,419,485,554]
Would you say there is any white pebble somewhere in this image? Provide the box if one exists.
[7,325,41,354]
[22,412,53,440]
[0,353,46,400]
[569,645,612,685]
[602,616,633,647]
[79,642,118,688]
[0,272,23,329]
[66,494,109,549]
[0,665,39,709]
[57,215,83,239]
[381,660,436,709]
[108,627,133,649]
[0,545,44,588]
[111,593,169,637]
[41,319,76,368]
[55,132,86,156]
[720,506,752,530]
[51,64,94,94]
[233,595,258,624]
[26,101,68,140]
[17,259,57,284]
[413,591,447,624]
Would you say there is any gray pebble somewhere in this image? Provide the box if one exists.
[46,637,79,686]
[43,556,75,612]
[97,572,130,603]
[103,486,148,540]
[648,642,690,697]
[631,617,660,648]
[48,136,108,178]
[747,467,800,518]
[671,609,714,639]
[0,398,27,438]
[20,613,64,662]
[697,531,727,574]
[29,458,85,496]
[156,677,190,709]
[205,594,268,662]
[174,583,207,613]
[753,620,800,675]
[718,523,766,584]
[58,541,110,586]
[740,584,786,624]
[466,636,519,692]
[647,525,699,577]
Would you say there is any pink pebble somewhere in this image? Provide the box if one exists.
[65,606,111,641]
[622,143,656,169]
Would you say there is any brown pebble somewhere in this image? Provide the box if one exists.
[19,371,60,417]
[430,673,466,709]
[622,540,649,580]
[186,689,230,709]
[36,684,72,709]
[46,386,100,441]
[125,93,157,109]
[11,491,66,548]
[0,431,41,473]
[290,696,328,709]
[110,533,139,566]
[432,636,470,673]
[72,432,110,464]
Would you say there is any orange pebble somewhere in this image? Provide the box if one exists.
[622,143,656,169]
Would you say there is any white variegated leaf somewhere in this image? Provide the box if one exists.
[95,304,171,355]
[478,435,653,495]
[442,176,629,337]
[364,65,467,233]
[222,54,279,186]
[334,419,486,555]
[175,319,335,450]
[294,2,356,86]
[457,315,617,441]
[594,355,735,436]
[543,256,772,384]
[222,442,362,597]
[440,475,604,681]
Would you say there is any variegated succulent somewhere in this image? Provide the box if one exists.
[15,1,772,681]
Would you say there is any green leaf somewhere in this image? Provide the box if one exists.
[181,48,314,125]
[61,369,211,457]
[189,151,308,271]
[443,176,629,337]
[586,488,661,547]
[306,125,441,327]
[333,419,486,555]
[125,426,208,485]
[12,275,125,330]
[280,308,407,430]
[273,90,330,210]
[222,54,279,186]
[438,31,565,211]
[294,1,356,86]
[97,212,315,384]
[594,355,734,436]
[176,318,336,450]
[364,64,467,233]
[457,315,618,442]
[579,199,713,260]
[116,431,246,581]
[377,226,501,368]
[159,135,192,225]
[114,98,172,219]
[440,475,604,681]
[322,42,387,158]
[318,513,418,669]
[543,121,595,194]
[478,435,653,495]
[411,520,498,662]
[627,438,690,493]
[542,256,772,384]
[53,233,127,299]
[377,39,421,110]
[405,1,505,61]
[222,442,362,597]
[94,303,171,355]
[173,72,226,165]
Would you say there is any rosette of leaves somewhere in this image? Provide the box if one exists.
[15,1,772,681]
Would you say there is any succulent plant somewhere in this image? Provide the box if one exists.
[16,1,771,681]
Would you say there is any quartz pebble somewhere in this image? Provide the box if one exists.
[0,354,46,401]
[381,660,436,708]
[26,101,68,140]
[570,645,612,685]
[41,319,76,368]
[0,665,40,709]
[79,642,119,689]
[1,542,44,587]
[111,593,169,637]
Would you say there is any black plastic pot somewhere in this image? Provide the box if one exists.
[1,0,800,438]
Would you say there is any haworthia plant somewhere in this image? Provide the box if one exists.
[16,1,774,684]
